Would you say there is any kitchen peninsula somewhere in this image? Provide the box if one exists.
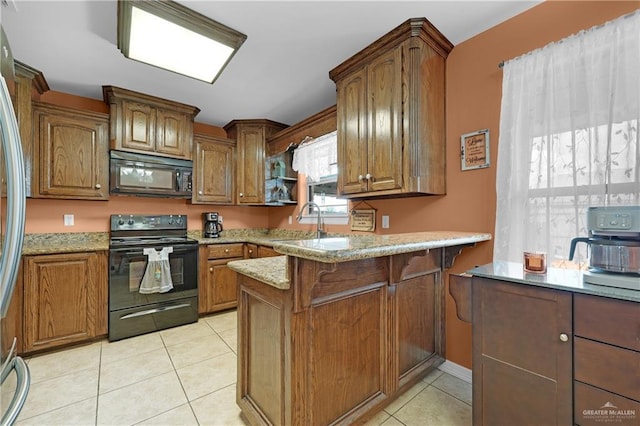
[228,231,491,425]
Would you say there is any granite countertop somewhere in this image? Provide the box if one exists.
[190,229,322,246]
[227,256,289,290]
[470,261,640,303]
[228,231,492,290]
[269,231,492,263]
[19,229,320,255]
[22,232,109,255]
[19,230,491,262]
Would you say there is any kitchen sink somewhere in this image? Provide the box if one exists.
[276,237,351,251]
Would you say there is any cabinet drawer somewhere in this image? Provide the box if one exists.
[574,294,640,351]
[206,244,244,259]
[574,337,640,401]
[574,381,640,425]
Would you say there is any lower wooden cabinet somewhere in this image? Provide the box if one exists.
[472,277,573,425]
[23,251,108,353]
[245,243,280,259]
[454,275,640,426]
[573,294,640,425]
[199,244,244,314]
[237,250,446,425]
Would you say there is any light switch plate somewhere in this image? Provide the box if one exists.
[63,214,74,226]
[382,215,390,229]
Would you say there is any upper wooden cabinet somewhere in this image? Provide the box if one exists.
[32,102,109,200]
[329,18,453,198]
[103,86,200,160]
[266,105,337,156]
[192,133,236,204]
[224,119,287,205]
[6,61,49,198]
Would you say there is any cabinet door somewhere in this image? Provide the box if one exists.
[193,136,235,204]
[257,246,279,258]
[245,244,258,259]
[35,106,109,200]
[202,258,241,313]
[366,47,403,192]
[396,273,437,379]
[156,108,191,159]
[122,100,156,153]
[472,278,573,426]
[337,68,368,195]
[237,125,265,204]
[24,252,107,352]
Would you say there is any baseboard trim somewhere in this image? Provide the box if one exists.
[438,360,472,384]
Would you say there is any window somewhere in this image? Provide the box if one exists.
[525,120,638,266]
[306,175,349,216]
[292,131,349,225]
[495,11,639,267]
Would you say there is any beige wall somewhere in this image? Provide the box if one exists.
[26,1,638,368]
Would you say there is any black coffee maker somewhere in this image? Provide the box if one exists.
[203,212,223,238]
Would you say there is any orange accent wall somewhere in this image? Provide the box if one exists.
[270,0,639,369]
[25,1,637,369]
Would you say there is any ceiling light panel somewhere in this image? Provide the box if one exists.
[118,0,246,84]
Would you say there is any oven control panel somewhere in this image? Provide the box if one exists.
[110,214,187,231]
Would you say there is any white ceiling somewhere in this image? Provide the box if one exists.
[2,1,541,128]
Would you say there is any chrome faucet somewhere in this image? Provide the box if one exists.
[297,202,327,239]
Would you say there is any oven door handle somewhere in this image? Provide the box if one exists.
[109,245,197,256]
[119,302,192,320]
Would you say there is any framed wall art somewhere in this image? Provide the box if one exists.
[461,129,490,171]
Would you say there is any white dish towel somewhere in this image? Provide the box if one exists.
[139,247,174,294]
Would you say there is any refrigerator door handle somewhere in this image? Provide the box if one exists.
[0,74,26,317]
[0,355,30,426]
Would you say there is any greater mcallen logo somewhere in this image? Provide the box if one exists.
[582,401,637,423]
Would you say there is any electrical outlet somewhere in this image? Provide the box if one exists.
[218,215,223,223]
[288,215,293,225]
[63,214,74,226]
[382,215,390,229]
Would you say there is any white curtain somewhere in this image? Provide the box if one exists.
[495,10,640,267]
[292,131,337,182]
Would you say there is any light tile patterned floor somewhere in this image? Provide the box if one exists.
[9,310,471,425]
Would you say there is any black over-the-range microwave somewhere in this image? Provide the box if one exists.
[109,150,193,198]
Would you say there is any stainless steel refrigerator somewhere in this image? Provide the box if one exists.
[0,20,29,426]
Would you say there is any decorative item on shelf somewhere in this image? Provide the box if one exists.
[350,201,376,232]
[272,160,286,177]
[461,129,490,171]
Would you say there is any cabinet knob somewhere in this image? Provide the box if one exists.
[249,249,253,254]
[239,192,244,197]
[95,183,101,189]
[224,249,229,253]
[358,175,364,182]
[198,191,203,195]
[559,333,569,342]
[209,267,213,272]
[365,173,372,180]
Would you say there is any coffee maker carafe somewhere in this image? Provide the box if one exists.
[203,212,223,238]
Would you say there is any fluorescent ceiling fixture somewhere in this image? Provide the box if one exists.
[118,0,246,84]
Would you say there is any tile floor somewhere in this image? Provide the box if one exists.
[6,310,472,425]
